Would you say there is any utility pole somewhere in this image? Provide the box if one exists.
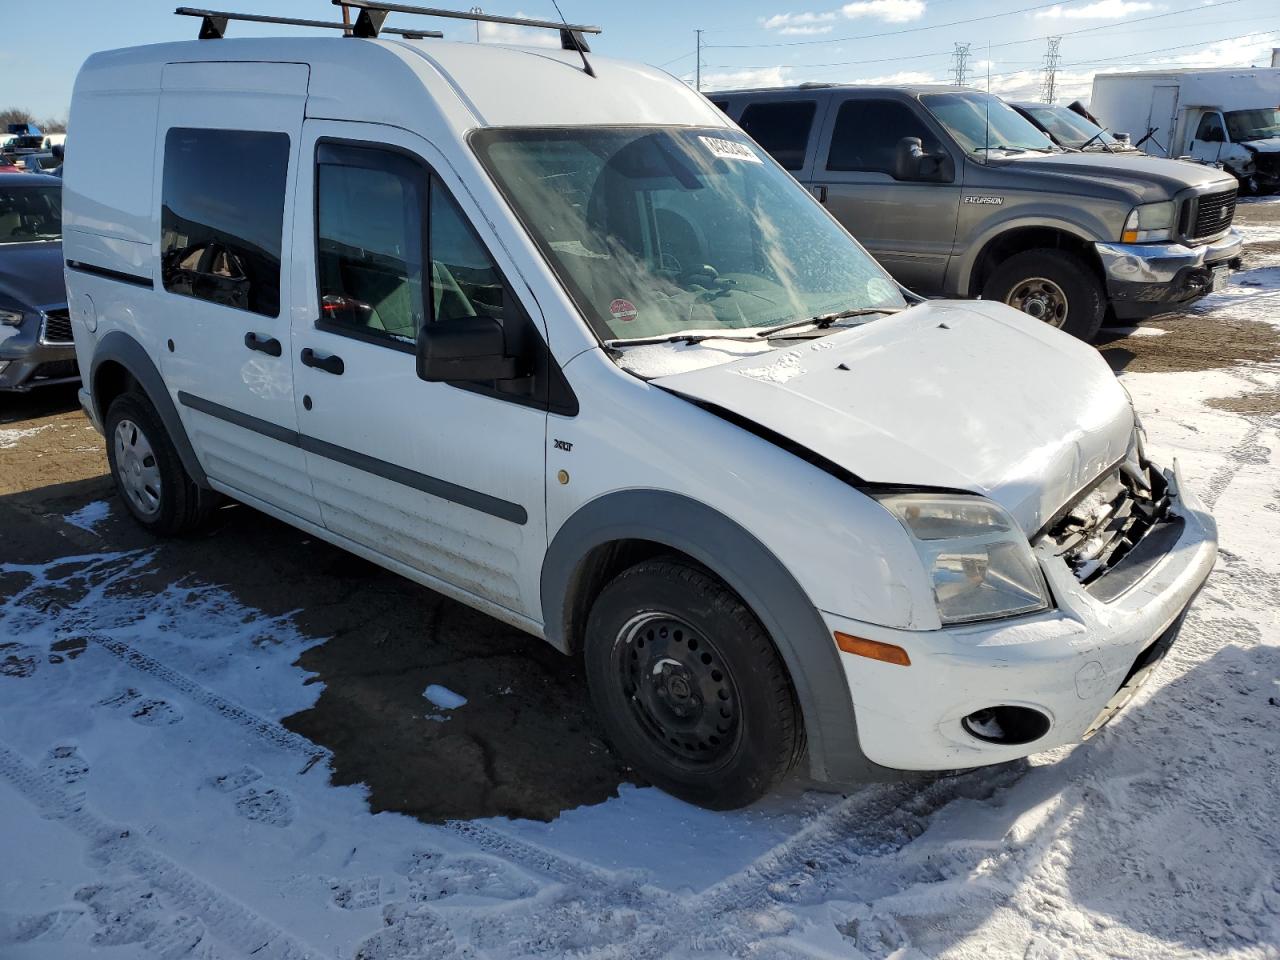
[340,3,351,35]
[695,29,703,91]
[471,6,482,42]
[1040,36,1062,103]
[951,43,971,87]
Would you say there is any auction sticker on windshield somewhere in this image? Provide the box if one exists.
[699,136,762,163]
[610,298,638,322]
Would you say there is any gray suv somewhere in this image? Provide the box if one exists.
[712,85,1243,340]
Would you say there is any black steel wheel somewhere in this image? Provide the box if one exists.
[585,558,803,809]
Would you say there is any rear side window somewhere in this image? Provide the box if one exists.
[826,100,940,174]
[738,101,817,171]
[160,128,289,317]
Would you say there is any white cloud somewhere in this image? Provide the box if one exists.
[781,24,836,34]
[699,66,794,91]
[761,11,839,29]
[849,69,939,85]
[841,0,926,23]
[477,12,561,47]
[762,0,925,31]
[1034,0,1156,19]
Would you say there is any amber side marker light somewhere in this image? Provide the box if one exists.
[1121,230,1140,243]
[834,632,911,666]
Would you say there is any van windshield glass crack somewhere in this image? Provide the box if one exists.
[472,126,905,344]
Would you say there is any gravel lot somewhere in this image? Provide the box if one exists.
[1,199,1277,959]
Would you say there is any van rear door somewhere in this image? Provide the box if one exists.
[809,93,961,295]
[154,61,322,524]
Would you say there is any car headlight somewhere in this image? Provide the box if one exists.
[0,309,24,327]
[872,492,1051,625]
[1121,202,1175,243]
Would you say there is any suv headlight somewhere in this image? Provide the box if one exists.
[0,309,24,327]
[1122,201,1175,243]
[873,492,1050,625]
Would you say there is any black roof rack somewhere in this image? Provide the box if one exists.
[175,7,443,40]
[336,1,600,76]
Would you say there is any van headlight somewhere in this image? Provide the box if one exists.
[1121,202,1175,243]
[872,492,1050,625]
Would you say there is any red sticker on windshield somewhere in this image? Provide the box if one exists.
[609,298,638,322]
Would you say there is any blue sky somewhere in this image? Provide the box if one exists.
[5,0,1279,121]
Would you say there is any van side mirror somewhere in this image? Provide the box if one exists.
[417,316,518,382]
[893,137,954,183]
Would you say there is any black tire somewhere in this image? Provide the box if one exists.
[104,391,215,536]
[982,248,1105,342]
[584,558,803,809]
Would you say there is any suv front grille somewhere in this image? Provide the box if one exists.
[1043,458,1170,587]
[1180,188,1237,243]
[40,308,73,344]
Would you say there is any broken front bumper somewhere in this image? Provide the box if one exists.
[1094,229,1243,320]
[826,461,1217,772]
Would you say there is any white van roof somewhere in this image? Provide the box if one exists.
[74,36,725,136]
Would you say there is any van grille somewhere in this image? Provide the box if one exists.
[40,308,73,344]
[1180,188,1236,243]
[1043,458,1170,587]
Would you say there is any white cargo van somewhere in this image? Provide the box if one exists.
[1091,68,1280,194]
[64,3,1217,809]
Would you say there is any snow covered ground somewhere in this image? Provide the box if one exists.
[2,206,1279,960]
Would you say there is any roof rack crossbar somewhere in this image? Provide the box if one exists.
[174,7,443,39]
[335,0,599,38]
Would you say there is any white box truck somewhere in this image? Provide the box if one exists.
[1091,68,1280,194]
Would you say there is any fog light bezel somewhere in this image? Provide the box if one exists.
[961,704,1052,746]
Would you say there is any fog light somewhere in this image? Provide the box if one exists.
[961,705,1051,745]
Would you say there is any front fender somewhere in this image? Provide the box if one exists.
[949,215,1103,297]
[542,488,898,785]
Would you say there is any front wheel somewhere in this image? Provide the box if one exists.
[584,558,803,809]
[982,248,1105,342]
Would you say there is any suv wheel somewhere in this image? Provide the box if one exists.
[982,248,1105,341]
[105,392,214,536]
[584,558,803,809]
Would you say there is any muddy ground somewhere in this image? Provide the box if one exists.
[2,199,1277,823]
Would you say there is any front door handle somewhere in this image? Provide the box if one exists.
[244,331,282,357]
[300,347,345,376]
[810,184,828,203]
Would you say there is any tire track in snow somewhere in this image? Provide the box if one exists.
[0,742,319,959]
[578,763,1029,959]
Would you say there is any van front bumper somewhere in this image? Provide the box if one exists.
[826,461,1217,772]
[1095,229,1243,320]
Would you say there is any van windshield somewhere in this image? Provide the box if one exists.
[1224,108,1280,142]
[472,127,904,342]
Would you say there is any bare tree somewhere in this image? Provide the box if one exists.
[0,107,37,129]
[40,117,68,134]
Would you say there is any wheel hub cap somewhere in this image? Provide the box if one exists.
[1007,277,1069,328]
[618,615,740,765]
[113,418,162,518]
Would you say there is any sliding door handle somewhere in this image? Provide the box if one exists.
[300,347,345,376]
[244,332,282,357]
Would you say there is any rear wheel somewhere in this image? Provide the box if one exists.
[584,558,803,809]
[105,392,214,536]
[982,248,1105,342]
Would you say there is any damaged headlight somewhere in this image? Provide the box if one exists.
[1121,202,1175,243]
[873,492,1050,625]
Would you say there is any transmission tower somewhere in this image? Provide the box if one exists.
[951,43,972,87]
[1040,36,1062,103]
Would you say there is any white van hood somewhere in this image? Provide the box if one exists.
[651,300,1134,534]
[1242,137,1280,153]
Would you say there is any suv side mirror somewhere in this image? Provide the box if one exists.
[893,137,954,183]
[417,316,518,382]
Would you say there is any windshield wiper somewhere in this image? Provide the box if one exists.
[755,306,904,339]
[604,306,906,350]
[972,144,1028,155]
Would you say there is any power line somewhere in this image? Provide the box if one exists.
[704,0,1257,70]
[707,0,1150,49]
[1040,36,1062,102]
[951,42,972,86]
